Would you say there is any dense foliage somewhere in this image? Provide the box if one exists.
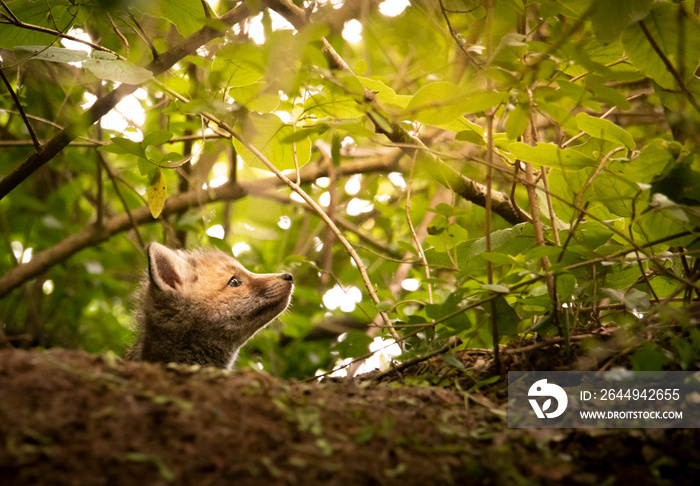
[0,0,699,378]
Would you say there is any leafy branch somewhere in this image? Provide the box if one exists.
[266,0,526,226]
[0,0,118,56]
[0,3,254,201]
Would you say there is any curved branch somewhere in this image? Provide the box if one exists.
[0,156,399,300]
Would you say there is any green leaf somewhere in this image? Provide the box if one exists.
[16,46,152,84]
[482,283,510,294]
[455,129,485,144]
[138,158,153,176]
[591,0,652,44]
[228,83,280,113]
[406,83,507,125]
[631,342,669,371]
[233,113,312,171]
[98,144,129,156]
[145,145,163,164]
[445,118,485,144]
[135,0,204,37]
[574,113,635,150]
[14,46,87,63]
[304,87,365,119]
[572,221,614,249]
[524,245,563,261]
[375,302,393,313]
[110,137,145,158]
[583,75,632,110]
[536,101,579,132]
[83,57,152,84]
[406,82,469,125]
[163,154,184,166]
[480,253,518,265]
[555,273,576,300]
[601,288,650,313]
[508,142,596,169]
[442,353,465,369]
[623,288,651,313]
[591,173,639,217]
[621,3,700,90]
[359,77,397,105]
[623,139,677,184]
[147,169,167,219]
[494,296,520,337]
[505,104,530,140]
[142,130,173,147]
[461,91,509,114]
[213,44,265,88]
[280,125,329,143]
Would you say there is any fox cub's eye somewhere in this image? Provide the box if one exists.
[227,276,242,288]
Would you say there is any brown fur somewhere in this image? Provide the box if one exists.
[126,243,293,369]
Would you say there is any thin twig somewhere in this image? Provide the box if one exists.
[0,109,65,130]
[639,20,700,114]
[107,12,130,55]
[406,153,433,304]
[128,13,158,60]
[97,155,145,249]
[540,168,560,245]
[0,1,119,56]
[200,0,213,18]
[96,153,104,228]
[0,67,41,150]
[320,137,337,285]
[484,0,501,373]
[438,0,479,68]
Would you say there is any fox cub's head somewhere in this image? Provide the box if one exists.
[140,242,293,367]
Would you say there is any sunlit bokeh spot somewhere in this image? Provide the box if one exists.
[342,19,363,43]
[232,242,251,257]
[206,224,225,239]
[278,215,291,229]
[346,198,373,216]
[322,284,362,312]
[345,174,362,195]
[379,0,410,17]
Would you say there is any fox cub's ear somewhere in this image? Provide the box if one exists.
[147,242,192,291]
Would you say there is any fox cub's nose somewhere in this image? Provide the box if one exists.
[281,273,294,282]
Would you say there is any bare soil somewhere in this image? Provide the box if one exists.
[0,348,697,485]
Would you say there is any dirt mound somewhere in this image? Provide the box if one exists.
[0,349,697,485]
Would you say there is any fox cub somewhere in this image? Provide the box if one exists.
[126,242,294,369]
